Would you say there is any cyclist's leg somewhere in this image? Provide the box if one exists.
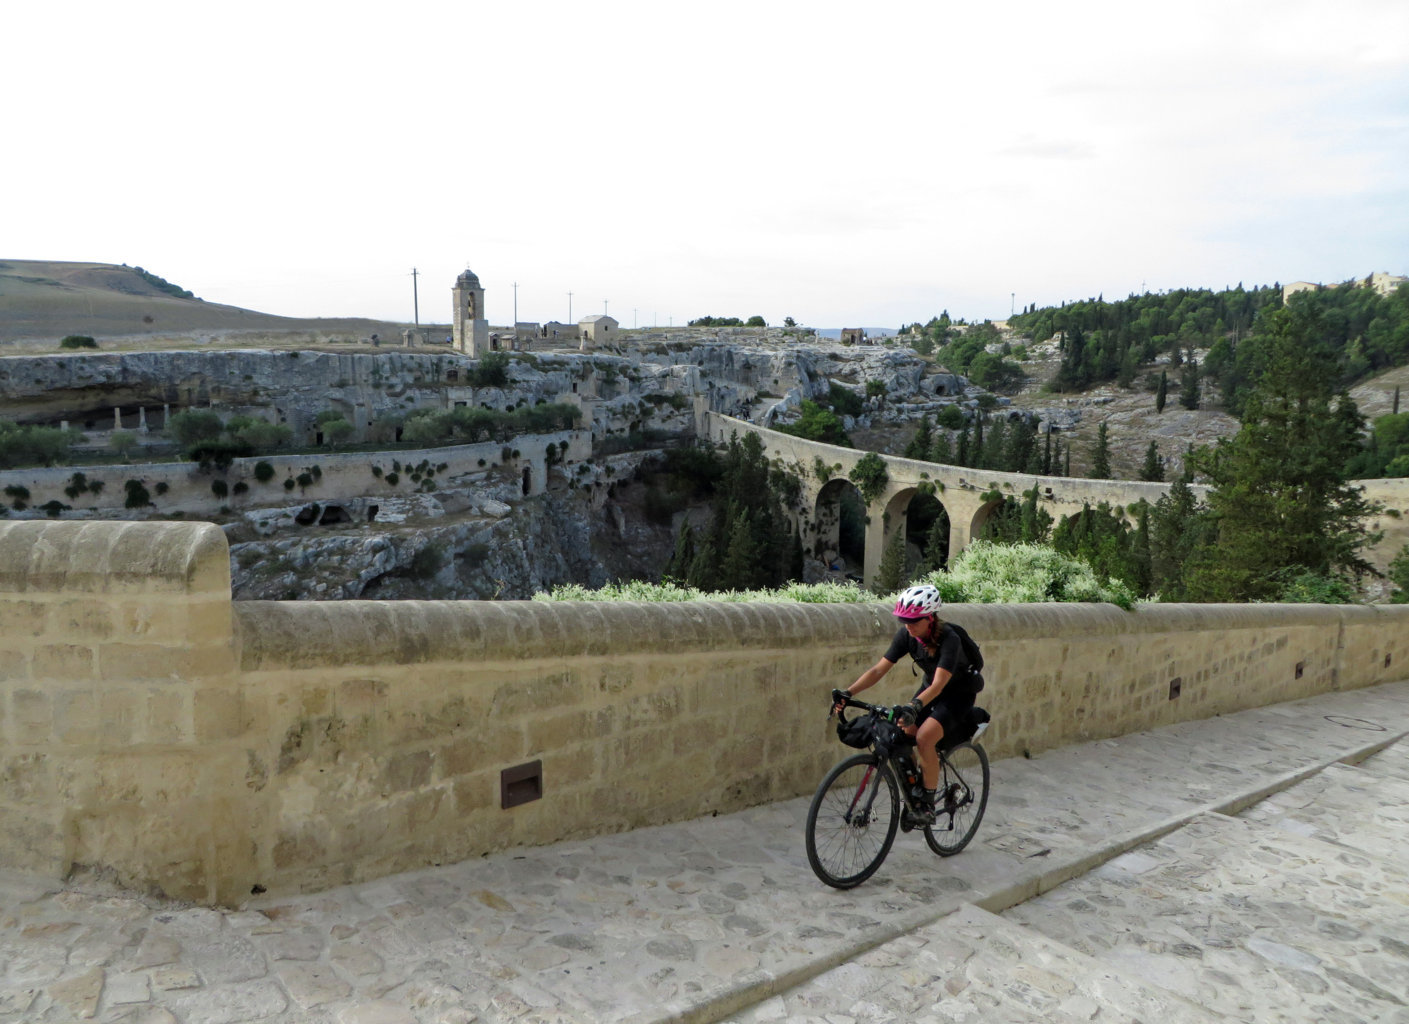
[915,715,945,790]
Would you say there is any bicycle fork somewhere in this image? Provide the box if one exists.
[845,765,885,826]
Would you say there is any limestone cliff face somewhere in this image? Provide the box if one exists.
[230,489,613,601]
[226,453,669,602]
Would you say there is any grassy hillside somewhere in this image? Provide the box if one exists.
[0,260,436,349]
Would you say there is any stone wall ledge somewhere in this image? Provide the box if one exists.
[234,598,1385,670]
[0,520,230,594]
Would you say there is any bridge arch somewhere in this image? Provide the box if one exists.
[700,410,1409,592]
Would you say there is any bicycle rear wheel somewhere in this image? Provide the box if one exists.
[805,753,900,888]
[923,742,989,856]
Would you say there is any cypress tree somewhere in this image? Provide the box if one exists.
[1091,422,1112,479]
[1140,441,1165,482]
[1179,359,1201,410]
[1156,370,1168,413]
[874,526,909,594]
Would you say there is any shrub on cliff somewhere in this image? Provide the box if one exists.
[0,421,82,469]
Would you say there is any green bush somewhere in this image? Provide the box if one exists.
[59,335,97,349]
[534,580,874,604]
[124,480,151,509]
[166,409,223,447]
[211,479,228,498]
[410,544,446,579]
[0,421,82,469]
[920,541,1135,609]
[253,461,276,483]
[848,452,889,505]
[186,439,254,471]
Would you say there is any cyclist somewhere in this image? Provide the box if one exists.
[835,583,977,824]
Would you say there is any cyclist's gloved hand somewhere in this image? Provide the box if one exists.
[831,689,850,712]
[897,698,922,725]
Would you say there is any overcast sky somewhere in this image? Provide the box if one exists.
[6,0,1406,329]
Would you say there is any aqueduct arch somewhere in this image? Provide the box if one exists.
[703,412,1195,590]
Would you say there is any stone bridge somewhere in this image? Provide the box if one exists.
[702,412,1409,590]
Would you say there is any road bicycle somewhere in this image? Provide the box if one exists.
[805,693,991,889]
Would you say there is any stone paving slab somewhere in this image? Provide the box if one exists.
[1237,760,1409,863]
[719,902,1218,1024]
[1,681,1408,1024]
[1357,736,1409,784]
[1003,812,1409,1024]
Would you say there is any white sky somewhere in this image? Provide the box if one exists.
[6,0,1407,328]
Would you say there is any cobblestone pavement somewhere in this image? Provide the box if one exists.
[3,682,1407,1024]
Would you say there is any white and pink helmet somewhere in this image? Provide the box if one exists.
[893,583,942,620]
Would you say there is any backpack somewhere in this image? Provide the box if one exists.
[944,622,985,692]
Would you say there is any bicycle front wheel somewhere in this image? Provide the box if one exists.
[806,753,900,889]
[924,742,989,857]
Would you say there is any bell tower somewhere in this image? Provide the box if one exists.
[452,269,489,356]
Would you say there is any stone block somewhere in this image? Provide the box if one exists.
[53,689,98,745]
[0,599,48,638]
[490,670,581,717]
[381,750,433,793]
[193,685,246,742]
[143,687,192,744]
[0,648,30,683]
[32,643,96,682]
[99,642,233,684]
[11,688,50,744]
[46,598,114,643]
[98,688,138,744]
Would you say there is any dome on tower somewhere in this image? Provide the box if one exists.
[456,269,482,288]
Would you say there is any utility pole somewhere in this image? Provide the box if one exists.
[1010,292,1015,317]
[568,291,573,323]
[633,308,637,329]
[411,267,420,326]
[513,282,518,328]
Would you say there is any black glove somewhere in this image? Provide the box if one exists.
[831,689,850,709]
[898,698,923,725]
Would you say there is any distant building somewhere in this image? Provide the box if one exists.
[1283,272,1407,305]
[579,315,618,350]
[840,328,867,345]
[451,269,490,356]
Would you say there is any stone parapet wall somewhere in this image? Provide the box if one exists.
[0,520,240,904]
[2,521,1407,905]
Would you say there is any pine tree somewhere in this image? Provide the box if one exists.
[1091,422,1112,479]
[1185,307,1382,601]
[903,414,934,460]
